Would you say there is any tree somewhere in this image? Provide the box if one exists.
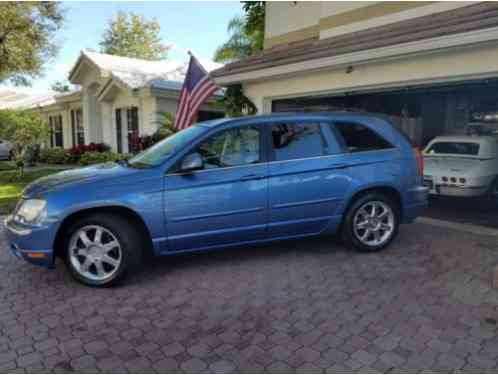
[0,109,49,174]
[51,80,71,93]
[153,112,177,141]
[0,2,64,86]
[214,17,253,63]
[213,1,265,63]
[99,11,169,60]
[241,1,264,52]
[214,2,264,116]
[218,85,256,117]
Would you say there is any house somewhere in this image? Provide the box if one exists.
[4,50,224,153]
[212,2,498,146]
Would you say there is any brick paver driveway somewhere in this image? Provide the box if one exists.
[2,221,498,373]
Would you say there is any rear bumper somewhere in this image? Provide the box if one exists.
[429,185,488,197]
[402,185,429,223]
[3,216,55,268]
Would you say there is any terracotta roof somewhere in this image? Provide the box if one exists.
[211,3,498,79]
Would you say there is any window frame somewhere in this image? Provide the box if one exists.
[168,123,266,175]
[71,109,84,147]
[267,121,336,163]
[329,120,397,155]
[49,114,63,148]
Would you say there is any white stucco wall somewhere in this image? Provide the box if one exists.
[265,2,321,39]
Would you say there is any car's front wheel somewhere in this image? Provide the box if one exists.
[342,193,400,252]
[64,213,142,287]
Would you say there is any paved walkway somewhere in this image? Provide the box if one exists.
[1,222,498,373]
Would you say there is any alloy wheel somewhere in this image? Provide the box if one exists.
[69,225,122,282]
[353,201,395,247]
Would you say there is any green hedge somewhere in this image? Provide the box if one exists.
[38,148,130,166]
[38,147,74,164]
[79,151,129,166]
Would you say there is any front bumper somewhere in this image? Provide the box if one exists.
[3,216,55,268]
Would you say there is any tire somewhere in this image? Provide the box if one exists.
[341,192,400,252]
[63,213,143,287]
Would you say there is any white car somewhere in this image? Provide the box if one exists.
[423,136,498,197]
[0,140,12,160]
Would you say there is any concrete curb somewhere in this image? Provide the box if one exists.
[417,216,498,238]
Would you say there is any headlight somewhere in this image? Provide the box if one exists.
[14,199,47,225]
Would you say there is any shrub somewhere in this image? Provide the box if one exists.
[68,142,110,158]
[38,147,70,164]
[24,144,40,167]
[79,151,123,166]
[152,126,176,143]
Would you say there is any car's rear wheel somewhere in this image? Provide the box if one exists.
[64,214,142,287]
[342,193,399,252]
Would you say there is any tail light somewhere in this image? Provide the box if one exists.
[414,147,424,176]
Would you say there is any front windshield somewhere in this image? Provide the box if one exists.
[128,125,207,168]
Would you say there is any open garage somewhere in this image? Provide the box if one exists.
[270,79,498,228]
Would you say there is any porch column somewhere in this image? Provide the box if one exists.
[82,85,103,144]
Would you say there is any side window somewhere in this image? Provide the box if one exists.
[332,122,393,153]
[271,123,327,161]
[194,126,261,169]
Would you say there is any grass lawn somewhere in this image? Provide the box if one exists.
[0,168,63,215]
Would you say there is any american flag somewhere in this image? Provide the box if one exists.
[174,54,220,130]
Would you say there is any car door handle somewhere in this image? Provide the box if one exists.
[240,174,266,181]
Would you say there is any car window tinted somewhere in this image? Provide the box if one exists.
[271,123,327,161]
[194,126,261,169]
[426,142,480,155]
[332,122,393,152]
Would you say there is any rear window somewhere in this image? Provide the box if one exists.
[425,142,480,156]
[332,122,394,153]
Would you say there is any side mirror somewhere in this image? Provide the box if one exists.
[180,152,204,172]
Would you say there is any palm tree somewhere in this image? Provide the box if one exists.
[214,17,255,63]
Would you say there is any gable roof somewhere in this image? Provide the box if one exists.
[69,49,223,93]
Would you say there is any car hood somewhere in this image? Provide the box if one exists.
[23,162,139,198]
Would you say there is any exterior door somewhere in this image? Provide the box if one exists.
[165,125,268,252]
[115,109,123,153]
[267,121,350,238]
[126,107,139,153]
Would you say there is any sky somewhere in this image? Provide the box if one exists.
[1,1,242,94]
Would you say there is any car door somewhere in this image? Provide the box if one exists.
[164,124,268,252]
[267,121,351,238]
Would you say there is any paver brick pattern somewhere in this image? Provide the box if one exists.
[1,222,498,373]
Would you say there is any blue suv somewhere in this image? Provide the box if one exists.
[4,113,428,286]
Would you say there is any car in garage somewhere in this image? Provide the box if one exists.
[4,113,428,286]
[423,135,498,197]
[0,139,13,160]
